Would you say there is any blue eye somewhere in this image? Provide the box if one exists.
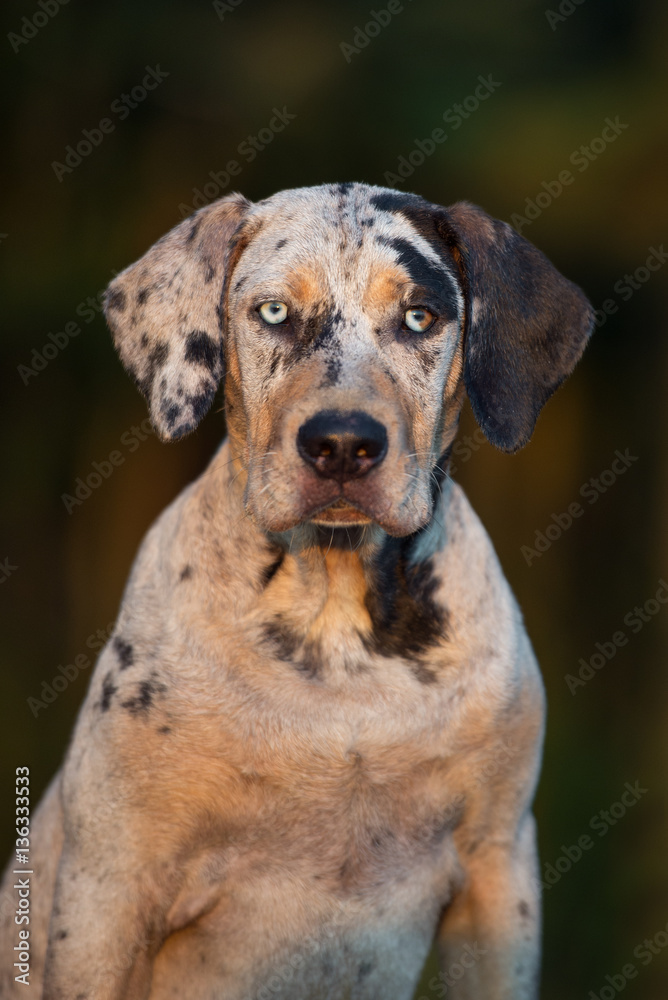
[404,307,435,332]
[259,301,288,324]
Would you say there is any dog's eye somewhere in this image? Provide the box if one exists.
[258,301,288,325]
[403,307,435,333]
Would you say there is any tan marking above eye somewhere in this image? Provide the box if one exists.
[404,307,435,333]
[258,301,288,324]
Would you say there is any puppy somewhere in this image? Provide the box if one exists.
[1,183,593,999]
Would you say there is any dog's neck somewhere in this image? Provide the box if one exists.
[197,439,453,658]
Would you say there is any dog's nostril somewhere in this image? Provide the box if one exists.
[297,410,388,482]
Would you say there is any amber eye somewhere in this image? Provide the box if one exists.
[403,307,435,333]
[258,301,288,324]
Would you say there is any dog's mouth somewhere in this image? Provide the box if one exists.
[309,497,373,526]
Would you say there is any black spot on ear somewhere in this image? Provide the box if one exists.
[106,288,126,312]
[185,387,214,423]
[187,219,201,243]
[518,900,530,918]
[137,287,150,305]
[275,238,288,250]
[99,672,117,712]
[113,636,134,670]
[136,340,170,399]
[179,564,193,582]
[140,332,149,347]
[161,401,182,429]
[184,330,219,371]
[202,258,216,283]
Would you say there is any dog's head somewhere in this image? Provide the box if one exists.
[104,183,593,536]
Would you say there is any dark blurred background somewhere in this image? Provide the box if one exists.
[1,0,667,995]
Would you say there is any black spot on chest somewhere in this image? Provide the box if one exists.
[113,636,134,670]
[364,535,448,677]
[121,673,168,716]
[99,672,118,712]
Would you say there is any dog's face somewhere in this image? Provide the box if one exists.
[104,183,593,537]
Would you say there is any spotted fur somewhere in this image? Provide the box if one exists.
[0,183,593,1000]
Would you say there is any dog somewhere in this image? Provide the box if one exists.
[1,182,593,999]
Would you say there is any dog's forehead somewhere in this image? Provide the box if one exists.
[231,183,459,298]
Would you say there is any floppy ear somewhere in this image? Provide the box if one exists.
[443,201,594,453]
[104,192,250,441]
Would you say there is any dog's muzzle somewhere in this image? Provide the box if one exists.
[297,410,388,484]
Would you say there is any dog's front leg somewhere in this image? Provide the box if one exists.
[42,847,163,1000]
[436,813,541,1000]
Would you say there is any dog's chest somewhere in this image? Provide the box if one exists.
[177,649,464,900]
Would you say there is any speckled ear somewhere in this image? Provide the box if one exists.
[443,201,594,453]
[104,192,250,441]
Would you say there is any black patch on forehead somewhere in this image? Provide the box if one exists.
[370,190,424,216]
[275,238,288,250]
[378,235,449,291]
[371,190,464,306]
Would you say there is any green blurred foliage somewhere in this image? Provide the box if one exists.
[1,0,667,995]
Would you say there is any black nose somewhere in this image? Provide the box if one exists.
[297,410,388,482]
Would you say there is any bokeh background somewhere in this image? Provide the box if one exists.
[2,0,667,995]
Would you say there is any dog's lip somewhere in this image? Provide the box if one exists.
[307,495,373,524]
